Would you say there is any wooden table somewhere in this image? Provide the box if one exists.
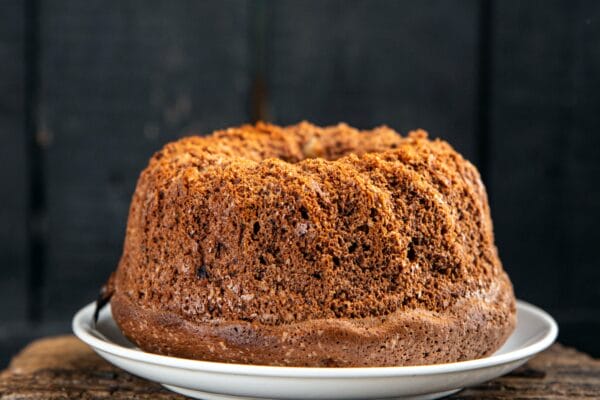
[0,336,598,399]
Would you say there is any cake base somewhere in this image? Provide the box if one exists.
[111,284,515,367]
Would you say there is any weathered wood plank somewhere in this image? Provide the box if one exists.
[489,0,600,350]
[0,337,598,399]
[265,0,481,160]
[458,343,600,399]
[0,1,28,322]
[0,336,185,399]
[40,0,252,321]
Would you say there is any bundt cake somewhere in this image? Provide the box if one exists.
[99,121,516,367]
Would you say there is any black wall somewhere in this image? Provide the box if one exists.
[1,0,599,366]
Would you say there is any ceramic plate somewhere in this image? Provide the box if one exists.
[73,300,557,400]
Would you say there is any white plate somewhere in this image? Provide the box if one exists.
[73,300,557,400]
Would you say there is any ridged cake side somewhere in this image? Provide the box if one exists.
[110,122,515,366]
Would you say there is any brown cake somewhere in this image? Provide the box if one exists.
[100,121,516,367]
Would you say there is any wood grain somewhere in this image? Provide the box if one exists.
[0,336,598,399]
[39,0,252,321]
[457,344,600,399]
[0,336,184,399]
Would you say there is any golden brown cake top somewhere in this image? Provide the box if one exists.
[114,122,506,327]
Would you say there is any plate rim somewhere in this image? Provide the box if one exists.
[73,299,557,378]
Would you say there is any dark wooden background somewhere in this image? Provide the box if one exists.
[1,0,598,366]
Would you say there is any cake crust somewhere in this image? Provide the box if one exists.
[108,122,516,367]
